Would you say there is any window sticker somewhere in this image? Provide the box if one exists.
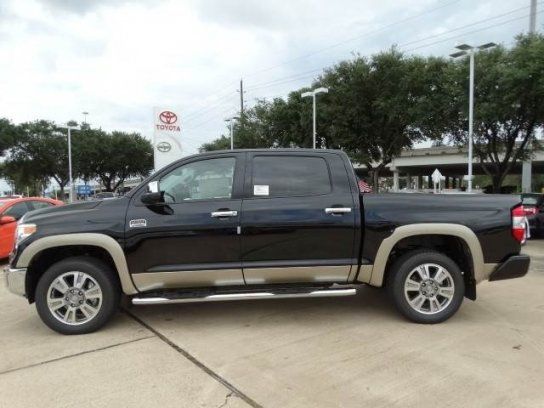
[253,185,269,196]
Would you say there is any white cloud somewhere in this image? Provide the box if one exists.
[0,0,534,158]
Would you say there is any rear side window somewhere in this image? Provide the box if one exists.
[252,155,331,197]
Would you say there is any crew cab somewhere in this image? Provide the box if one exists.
[4,149,530,334]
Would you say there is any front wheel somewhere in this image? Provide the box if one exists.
[387,250,465,324]
[35,257,120,334]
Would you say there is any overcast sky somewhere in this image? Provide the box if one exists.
[0,0,538,162]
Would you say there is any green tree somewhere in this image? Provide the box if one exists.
[201,51,453,191]
[0,118,18,156]
[199,135,231,152]
[5,120,69,195]
[200,94,313,152]
[447,34,544,193]
[320,51,453,188]
[90,131,153,191]
[72,127,105,183]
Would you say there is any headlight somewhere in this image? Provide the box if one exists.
[15,223,37,248]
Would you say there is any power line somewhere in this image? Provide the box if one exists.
[243,4,541,99]
[399,3,542,49]
[184,3,542,147]
[184,105,240,132]
[180,1,460,129]
[181,81,238,118]
[183,2,535,135]
[245,68,324,91]
[244,0,461,78]
[182,91,237,122]
[403,11,543,52]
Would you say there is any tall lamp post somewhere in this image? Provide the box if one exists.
[60,125,76,203]
[450,42,496,193]
[67,125,75,203]
[301,87,328,149]
[225,116,240,150]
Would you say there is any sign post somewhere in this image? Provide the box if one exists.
[153,107,182,171]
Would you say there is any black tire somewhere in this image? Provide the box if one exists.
[35,256,121,335]
[387,250,465,324]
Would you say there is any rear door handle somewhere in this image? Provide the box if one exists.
[211,210,238,218]
[325,207,352,215]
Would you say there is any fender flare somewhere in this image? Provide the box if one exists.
[16,233,138,295]
[365,223,485,287]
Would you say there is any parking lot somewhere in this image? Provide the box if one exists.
[0,240,543,408]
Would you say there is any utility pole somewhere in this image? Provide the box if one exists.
[530,0,537,33]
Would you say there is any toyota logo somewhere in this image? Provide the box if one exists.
[159,111,177,124]
[157,141,172,152]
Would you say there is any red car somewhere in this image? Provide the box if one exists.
[0,197,64,259]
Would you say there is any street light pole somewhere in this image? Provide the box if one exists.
[301,87,328,149]
[225,116,239,150]
[230,120,234,150]
[312,93,316,149]
[67,126,74,203]
[468,49,475,193]
[523,0,538,193]
[450,42,496,193]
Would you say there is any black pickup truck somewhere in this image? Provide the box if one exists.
[4,149,530,334]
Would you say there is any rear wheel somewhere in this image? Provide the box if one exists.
[387,250,465,324]
[35,257,120,334]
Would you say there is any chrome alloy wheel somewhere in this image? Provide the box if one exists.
[46,271,103,325]
[403,263,455,315]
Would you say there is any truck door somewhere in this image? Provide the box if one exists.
[125,153,245,291]
[240,151,358,284]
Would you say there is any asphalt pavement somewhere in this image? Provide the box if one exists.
[1,240,544,408]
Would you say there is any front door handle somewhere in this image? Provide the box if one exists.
[325,207,352,215]
[211,210,238,218]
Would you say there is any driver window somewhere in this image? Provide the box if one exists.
[160,157,235,203]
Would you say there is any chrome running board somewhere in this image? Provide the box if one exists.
[132,288,356,305]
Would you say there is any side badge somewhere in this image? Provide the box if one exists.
[129,219,147,228]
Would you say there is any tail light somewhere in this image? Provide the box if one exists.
[512,205,527,244]
[523,206,538,216]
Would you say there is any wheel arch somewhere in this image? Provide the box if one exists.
[17,233,138,301]
[366,224,485,293]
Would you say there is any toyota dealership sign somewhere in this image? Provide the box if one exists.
[153,107,182,170]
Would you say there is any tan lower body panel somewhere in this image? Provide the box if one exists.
[243,265,352,285]
[355,265,373,283]
[133,265,353,291]
[132,269,244,291]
